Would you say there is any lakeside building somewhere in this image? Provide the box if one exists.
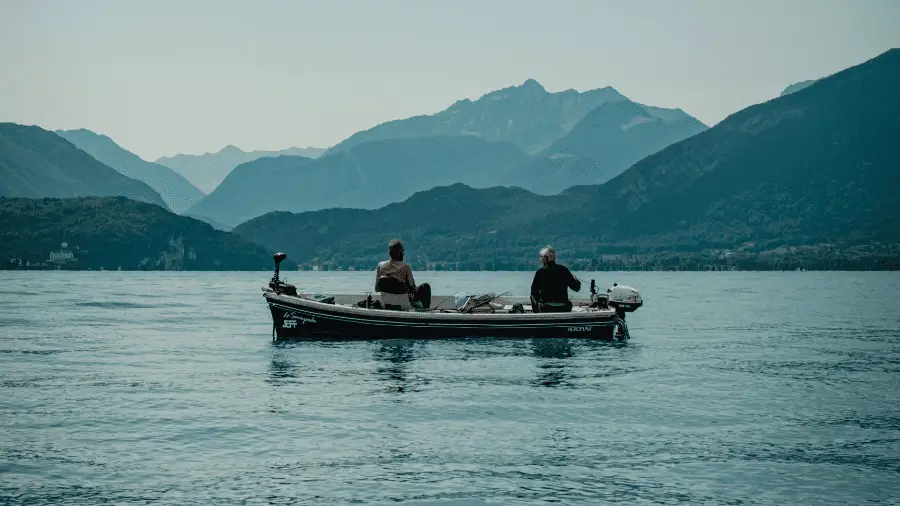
[48,242,75,265]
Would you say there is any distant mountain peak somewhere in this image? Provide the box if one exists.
[57,128,113,143]
[780,79,818,97]
[325,78,700,159]
[520,78,545,91]
[188,135,529,227]
[778,48,899,98]
[572,100,656,132]
[504,97,707,195]
[220,144,243,154]
[450,98,473,109]
[155,145,327,194]
[477,79,551,102]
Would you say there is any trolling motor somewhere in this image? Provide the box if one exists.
[589,279,609,309]
[272,252,286,282]
[269,252,297,296]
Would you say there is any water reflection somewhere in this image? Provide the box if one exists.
[266,340,323,387]
[267,350,301,387]
[373,339,420,394]
[264,337,630,393]
[532,338,574,359]
[531,338,574,388]
[539,426,579,468]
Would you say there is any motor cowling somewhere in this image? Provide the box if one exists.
[608,284,642,313]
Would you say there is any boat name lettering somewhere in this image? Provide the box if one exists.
[567,326,592,332]
[282,311,317,323]
[282,315,316,328]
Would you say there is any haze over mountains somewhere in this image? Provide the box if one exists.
[504,99,708,194]
[56,129,205,214]
[234,49,900,270]
[1,78,710,233]
[189,81,707,227]
[0,123,168,210]
[187,136,529,227]
[780,79,819,96]
[155,145,326,193]
[326,79,700,156]
[2,49,897,270]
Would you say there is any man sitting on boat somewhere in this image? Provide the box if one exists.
[375,239,431,310]
[530,246,581,312]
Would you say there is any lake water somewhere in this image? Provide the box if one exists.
[1,271,899,505]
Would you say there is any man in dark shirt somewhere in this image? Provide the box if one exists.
[530,246,581,313]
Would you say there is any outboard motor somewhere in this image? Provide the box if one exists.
[269,252,297,296]
[607,283,642,319]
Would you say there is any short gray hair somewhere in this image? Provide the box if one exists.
[540,245,556,262]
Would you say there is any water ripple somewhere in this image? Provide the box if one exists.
[1,271,899,505]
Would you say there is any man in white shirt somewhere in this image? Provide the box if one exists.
[375,239,430,309]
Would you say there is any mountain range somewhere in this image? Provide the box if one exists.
[155,145,326,193]
[325,79,701,155]
[3,49,897,271]
[56,129,205,214]
[504,99,708,194]
[189,89,706,227]
[0,123,168,209]
[1,79,708,231]
[186,136,529,227]
[233,48,900,270]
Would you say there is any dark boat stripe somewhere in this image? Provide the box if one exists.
[268,302,617,329]
[267,293,616,320]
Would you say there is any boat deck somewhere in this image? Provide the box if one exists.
[296,293,598,313]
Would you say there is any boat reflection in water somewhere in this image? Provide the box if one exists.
[532,338,574,359]
[267,348,302,387]
[531,338,574,388]
[373,339,422,395]
[266,340,353,387]
[530,338,632,388]
[265,334,632,397]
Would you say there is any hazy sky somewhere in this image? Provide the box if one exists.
[2,0,898,160]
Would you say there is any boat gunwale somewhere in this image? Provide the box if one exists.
[265,291,619,322]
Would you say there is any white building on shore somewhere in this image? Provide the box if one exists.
[48,242,75,264]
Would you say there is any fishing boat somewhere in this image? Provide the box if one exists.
[263,253,642,341]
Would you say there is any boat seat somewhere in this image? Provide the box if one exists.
[379,292,412,310]
[534,301,572,313]
[376,276,413,310]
